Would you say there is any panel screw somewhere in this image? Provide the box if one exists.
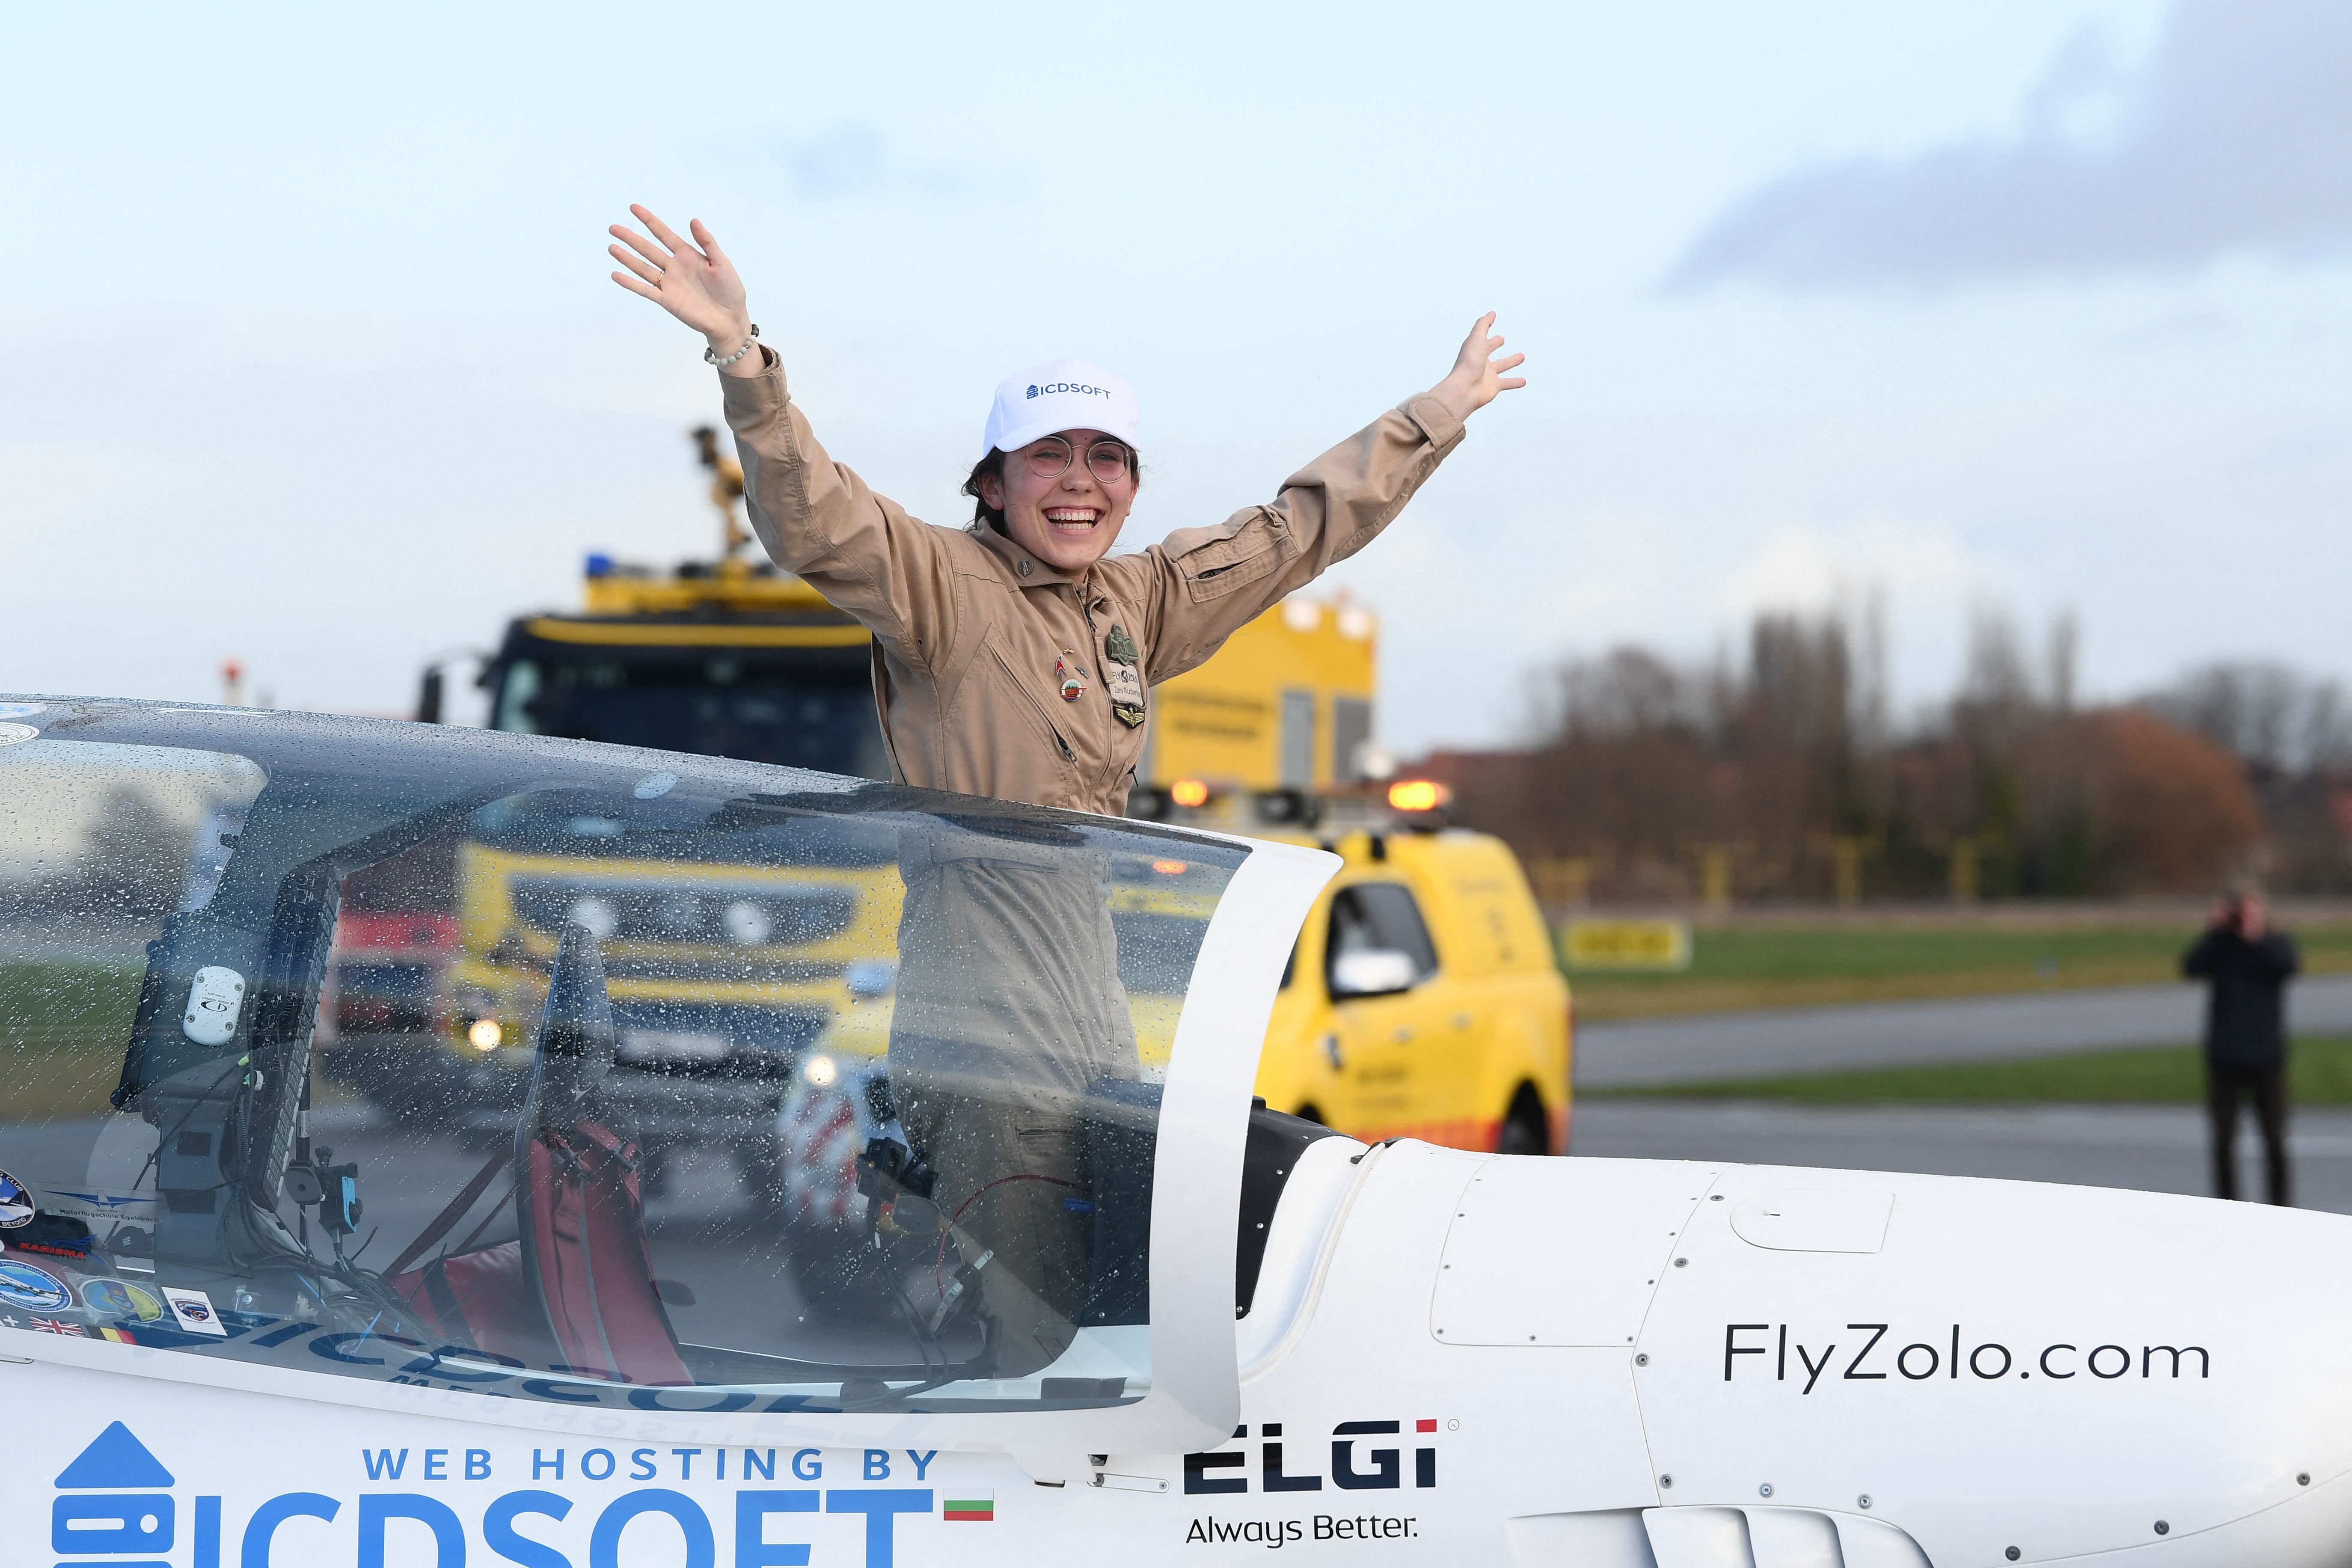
[2300,1473,2313,1486]
[1857,1495,1872,1509]
[1659,1474,1673,1489]
[2007,1550,2021,1562]
[1758,1482,1773,1498]
[1635,1353,1650,1366]
[1674,1258,1689,1268]
[2154,1521,2169,1535]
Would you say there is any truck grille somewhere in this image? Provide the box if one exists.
[508,875,856,947]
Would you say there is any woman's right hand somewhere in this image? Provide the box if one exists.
[609,204,757,366]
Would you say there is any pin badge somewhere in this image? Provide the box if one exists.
[1104,624,1145,726]
[1057,655,1087,701]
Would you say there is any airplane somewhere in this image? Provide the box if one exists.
[3,693,2350,1568]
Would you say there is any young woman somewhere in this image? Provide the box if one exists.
[608,204,1525,817]
[609,204,1525,1376]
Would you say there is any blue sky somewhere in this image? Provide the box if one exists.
[8,0,2348,753]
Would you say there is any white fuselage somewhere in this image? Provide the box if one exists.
[16,1139,2352,1567]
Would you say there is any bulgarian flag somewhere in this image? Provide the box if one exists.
[944,1494,995,1522]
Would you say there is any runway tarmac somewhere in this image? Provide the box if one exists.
[1570,1098,2352,1214]
[1575,972,2352,1088]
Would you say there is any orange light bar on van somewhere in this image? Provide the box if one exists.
[1387,779,1450,813]
[1169,779,1211,808]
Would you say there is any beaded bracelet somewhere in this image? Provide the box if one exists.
[704,324,761,368]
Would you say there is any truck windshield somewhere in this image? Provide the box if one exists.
[493,651,889,780]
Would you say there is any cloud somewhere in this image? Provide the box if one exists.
[1666,0,2352,290]
[785,123,966,201]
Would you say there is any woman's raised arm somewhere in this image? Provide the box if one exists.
[1111,313,1526,683]
[608,204,763,375]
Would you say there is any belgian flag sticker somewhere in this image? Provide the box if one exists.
[944,1494,995,1522]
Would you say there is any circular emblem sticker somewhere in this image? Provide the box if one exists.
[0,723,39,747]
[0,1259,72,1310]
[79,1278,165,1322]
[0,1168,32,1229]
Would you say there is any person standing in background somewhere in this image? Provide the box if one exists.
[2183,885,2300,1205]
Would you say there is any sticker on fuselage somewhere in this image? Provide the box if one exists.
[0,1258,72,1309]
[31,1186,157,1226]
[78,1278,165,1322]
[0,722,38,747]
[0,1167,34,1228]
[161,1286,227,1336]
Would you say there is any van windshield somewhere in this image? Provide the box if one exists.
[0,700,1244,1413]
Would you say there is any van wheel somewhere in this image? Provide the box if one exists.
[1497,1089,1550,1156]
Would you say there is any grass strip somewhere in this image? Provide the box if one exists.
[1564,922,2352,1021]
[1585,1034,2352,1106]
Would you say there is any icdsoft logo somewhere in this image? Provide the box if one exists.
[1025,381,1112,401]
[53,1420,183,1564]
[49,1423,955,1566]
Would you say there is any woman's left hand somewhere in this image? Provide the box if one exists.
[1434,312,1528,413]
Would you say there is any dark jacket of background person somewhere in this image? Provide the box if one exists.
[2182,924,2300,1070]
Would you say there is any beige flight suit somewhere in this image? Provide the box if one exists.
[720,354,1474,1377]
[720,352,1473,818]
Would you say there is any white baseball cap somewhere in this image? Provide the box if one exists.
[979,358,1139,460]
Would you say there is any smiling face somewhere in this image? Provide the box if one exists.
[977,428,1139,574]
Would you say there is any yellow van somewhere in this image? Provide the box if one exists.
[1253,826,1571,1155]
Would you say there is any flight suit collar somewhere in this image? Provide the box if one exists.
[969,521,1078,589]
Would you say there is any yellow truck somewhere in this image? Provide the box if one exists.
[1128,594,1381,821]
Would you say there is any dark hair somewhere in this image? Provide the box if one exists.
[963,440,1141,533]
[964,449,1008,532]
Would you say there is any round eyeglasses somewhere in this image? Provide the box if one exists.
[1023,435,1134,485]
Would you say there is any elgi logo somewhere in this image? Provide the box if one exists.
[1723,1322,2212,1393]
[1184,1419,1440,1494]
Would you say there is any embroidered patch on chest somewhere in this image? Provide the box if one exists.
[1103,623,1146,726]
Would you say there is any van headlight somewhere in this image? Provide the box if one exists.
[467,1018,504,1052]
[802,1053,839,1088]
